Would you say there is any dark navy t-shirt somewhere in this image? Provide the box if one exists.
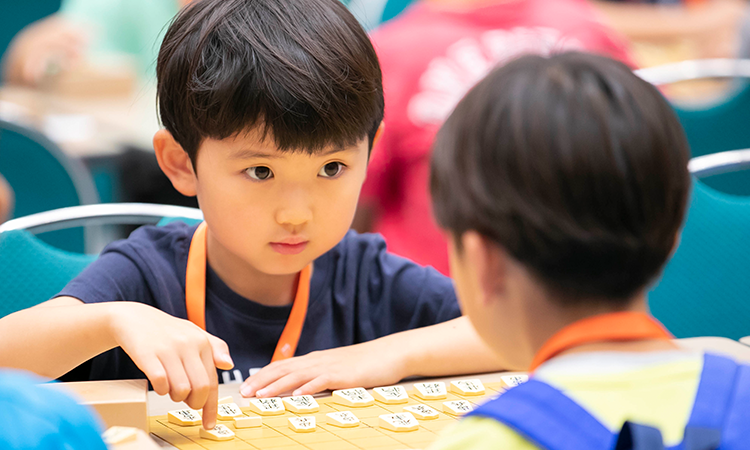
[58,222,460,384]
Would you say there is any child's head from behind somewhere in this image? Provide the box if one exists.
[431,52,690,366]
[154,0,383,276]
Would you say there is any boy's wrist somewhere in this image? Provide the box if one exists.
[103,302,131,348]
[380,331,422,380]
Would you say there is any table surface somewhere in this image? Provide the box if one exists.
[144,336,750,448]
[0,85,159,158]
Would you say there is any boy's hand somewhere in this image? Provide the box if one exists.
[107,302,234,429]
[240,317,508,399]
[3,16,88,86]
[240,339,408,398]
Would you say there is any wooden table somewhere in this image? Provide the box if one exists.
[0,85,159,158]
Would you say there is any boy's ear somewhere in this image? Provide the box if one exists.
[153,129,198,197]
[462,231,507,306]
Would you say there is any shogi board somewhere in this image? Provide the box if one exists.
[149,381,509,450]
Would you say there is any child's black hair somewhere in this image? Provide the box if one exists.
[157,0,384,165]
[431,52,691,304]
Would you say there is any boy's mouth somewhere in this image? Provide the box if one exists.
[270,240,309,255]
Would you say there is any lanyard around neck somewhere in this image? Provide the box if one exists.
[529,311,674,372]
[185,222,312,362]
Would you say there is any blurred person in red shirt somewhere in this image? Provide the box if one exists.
[357,0,633,275]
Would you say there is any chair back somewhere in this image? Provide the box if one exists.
[649,149,750,339]
[0,119,99,252]
[637,59,750,195]
[0,230,95,318]
[381,0,415,23]
[0,203,202,318]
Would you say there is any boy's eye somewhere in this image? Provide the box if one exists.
[319,162,344,178]
[246,166,273,180]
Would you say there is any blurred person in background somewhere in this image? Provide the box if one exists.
[592,0,744,68]
[355,0,633,275]
[2,0,193,87]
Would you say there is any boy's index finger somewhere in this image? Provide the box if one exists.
[202,385,218,430]
[201,348,220,431]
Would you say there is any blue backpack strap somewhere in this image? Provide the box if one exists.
[720,364,750,450]
[680,353,742,450]
[615,422,667,450]
[615,423,720,450]
[686,354,739,430]
[467,379,616,450]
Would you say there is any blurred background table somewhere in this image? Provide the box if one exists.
[0,84,158,158]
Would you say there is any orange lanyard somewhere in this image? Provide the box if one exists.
[185,222,311,362]
[529,311,674,372]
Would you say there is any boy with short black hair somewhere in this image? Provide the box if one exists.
[0,0,503,431]
[428,51,749,449]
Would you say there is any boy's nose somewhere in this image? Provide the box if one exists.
[275,205,313,227]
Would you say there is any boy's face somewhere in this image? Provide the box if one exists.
[192,128,369,276]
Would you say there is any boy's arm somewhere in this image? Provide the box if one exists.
[0,297,117,378]
[0,296,233,429]
[241,316,510,398]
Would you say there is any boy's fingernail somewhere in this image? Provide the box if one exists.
[292,389,302,396]
[240,385,253,397]
[256,388,268,398]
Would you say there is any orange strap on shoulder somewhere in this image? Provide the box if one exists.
[186,222,208,330]
[185,221,311,363]
[529,311,673,372]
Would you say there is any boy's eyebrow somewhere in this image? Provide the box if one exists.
[230,146,353,160]
[230,149,281,160]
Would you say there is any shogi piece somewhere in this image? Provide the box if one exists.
[283,395,320,413]
[501,375,529,388]
[248,397,286,415]
[373,386,408,404]
[199,424,235,441]
[102,426,138,445]
[288,416,316,433]
[404,404,439,420]
[412,382,447,400]
[443,400,474,416]
[217,403,243,420]
[379,413,420,432]
[326,411,360,428]
[234,416,262,429]
[332,388,374,407]
[167,409,201,426]
[449,379,485,396]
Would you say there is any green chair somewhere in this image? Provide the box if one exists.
[344,0,415,31]
[648,149,750,340]
[0,119,99,253]
[380,0,415,24]
[636,59,750,195]
[0,203,203,318]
